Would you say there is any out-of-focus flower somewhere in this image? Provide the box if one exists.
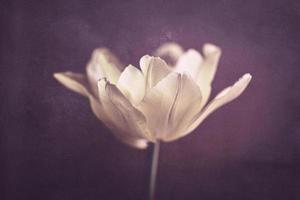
[54,43,252,149]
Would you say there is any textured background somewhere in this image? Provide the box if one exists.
[1,0,300,199]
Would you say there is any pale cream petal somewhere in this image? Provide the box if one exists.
[200,43,222,84]
[139,55,171,92]
[137,72,202,140]
[172,73,252,141]
[53,72,90,97]
[116,65,145,105]
[90,93,148,149]
[86,48,122,95]
[98,78,153,143]
[174,49,203,81]
[196,43,222,107]
[162,73,203,141]
[137,72,179,139]
[88,95,110,124]
[154,42,184,66]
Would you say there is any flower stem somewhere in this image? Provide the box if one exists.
[149,141,160,200]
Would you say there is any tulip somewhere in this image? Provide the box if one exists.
[54,43,252,199]
[54,43,251,149]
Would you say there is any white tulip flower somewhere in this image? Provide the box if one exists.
[54,43,252,149]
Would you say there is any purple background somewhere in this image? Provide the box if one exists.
[1,0,300,199]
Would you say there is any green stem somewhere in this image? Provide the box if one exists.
[149,141,160,200]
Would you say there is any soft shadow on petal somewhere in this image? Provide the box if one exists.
[86,48,122,95]
[140,55,171,92]
[154,42,184,66]
[53,72,90,97]
[98,78,153,146]
[174,49,203,81]
[137,72,180,138]
[196,43,222,107]
[172,73,252,141]
[162,73,203,141]
[90,94,148,149]
[138,72,202,140]
[117,65,145,105]
[88,95,110,124]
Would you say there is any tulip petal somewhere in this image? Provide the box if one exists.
[86,48,122,95]
[53,72,90,97]
[138,72,202,140]
[139,55,171,92]
[53,72,112,133]
[90,93,149,149]
[174,49,203,81]
[174,73,252,140]
[117,65,145,105]
[98,78,153,145]
[196,43,222,107]
[154,42,184,66]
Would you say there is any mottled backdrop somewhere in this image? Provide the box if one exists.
[1,0,300,199]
